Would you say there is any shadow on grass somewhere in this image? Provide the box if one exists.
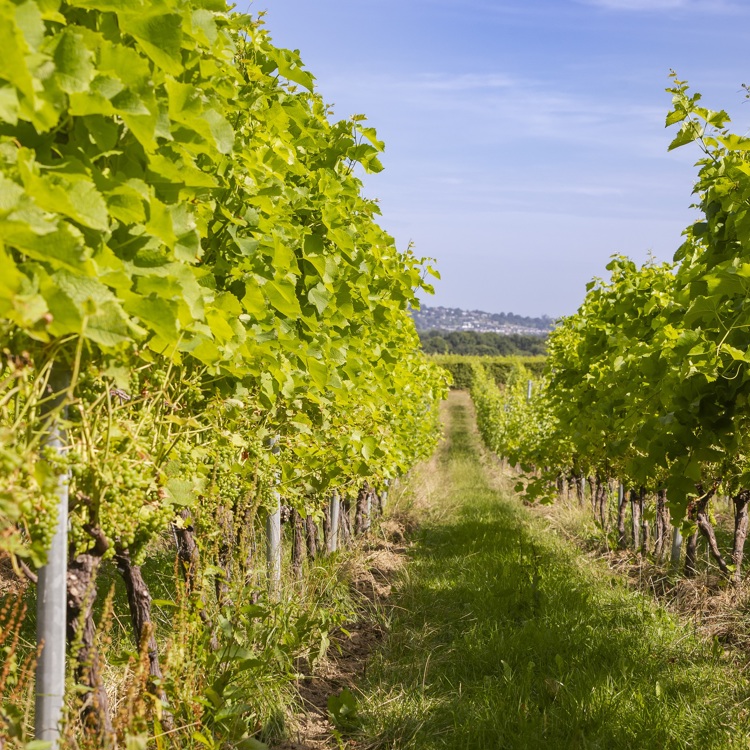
[359,397,750,750]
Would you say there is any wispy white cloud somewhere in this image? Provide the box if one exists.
[256,0,750,316]
[581,0,739,11]
[341,69,669,157]
[411,73,516,91]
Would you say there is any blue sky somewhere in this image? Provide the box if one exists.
[251,0,750,317]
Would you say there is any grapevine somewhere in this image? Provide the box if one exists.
[468,76,750,582]
[0,0,448,743]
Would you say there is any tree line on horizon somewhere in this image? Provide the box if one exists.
[419,329,548,356]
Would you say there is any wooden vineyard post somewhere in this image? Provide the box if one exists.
[630,489,641,550]
[381,479,390,511]
[526,380,532,402]
[35,368,70,748]
[732,491,750,583]
[266,438,282,597]
[684,528,699,577]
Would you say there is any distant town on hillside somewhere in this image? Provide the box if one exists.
[412,305,555,336]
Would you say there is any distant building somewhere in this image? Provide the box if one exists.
[412,304,554,336]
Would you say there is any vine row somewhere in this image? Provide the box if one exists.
[469,76,750,582]
[0,1,447,745]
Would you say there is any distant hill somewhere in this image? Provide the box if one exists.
[411,305,554,335]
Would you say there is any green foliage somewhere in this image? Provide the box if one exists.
[327,688,359,731]
[0,0,448,562]
[419,330,547,357]
[484,357,546,388]
[0,0,448,743]
[468,76,750,527]
[435,357,474,390]
[432,355,546,391]
[166,592,346,746]
[470,361,557,501]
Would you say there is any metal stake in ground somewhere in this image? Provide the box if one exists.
[328,490,340,554]
[671,523,683,569]
[266,490,282,597]
[35,367,70,749]
[266,437,282,597]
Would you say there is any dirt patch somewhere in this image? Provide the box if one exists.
[272,526,409,750]
[0,554,29,598]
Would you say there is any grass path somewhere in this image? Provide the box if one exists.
[355,392,750,749]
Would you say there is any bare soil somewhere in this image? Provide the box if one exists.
[0,554,29,597]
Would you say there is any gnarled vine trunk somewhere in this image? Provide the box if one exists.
[173,509,217,646]
[115,549,173,731]
[653,490,669,561]
[305,512,318,560]
[291,509,305,580]
[355,484,370,536]
[639,488,649,554]
[684,529,699,577]
[588,477,597,520]
[67,527,112,739]
[340,496,352,545]
[732,490,750,584]
[322,501,332,551]
[616,484,628,550]
[694,494,730,577]
[174,509,200,595]
[214,503,234,608]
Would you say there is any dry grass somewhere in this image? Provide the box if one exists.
[271,398,459,750]
[271,431,451,750]
[274,525,411,750]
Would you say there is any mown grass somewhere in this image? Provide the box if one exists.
[356,393,750,749]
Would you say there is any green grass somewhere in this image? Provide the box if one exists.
[357,393,750,749]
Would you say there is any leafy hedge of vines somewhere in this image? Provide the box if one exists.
[471,76,750,533]
[0,0,447,569]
